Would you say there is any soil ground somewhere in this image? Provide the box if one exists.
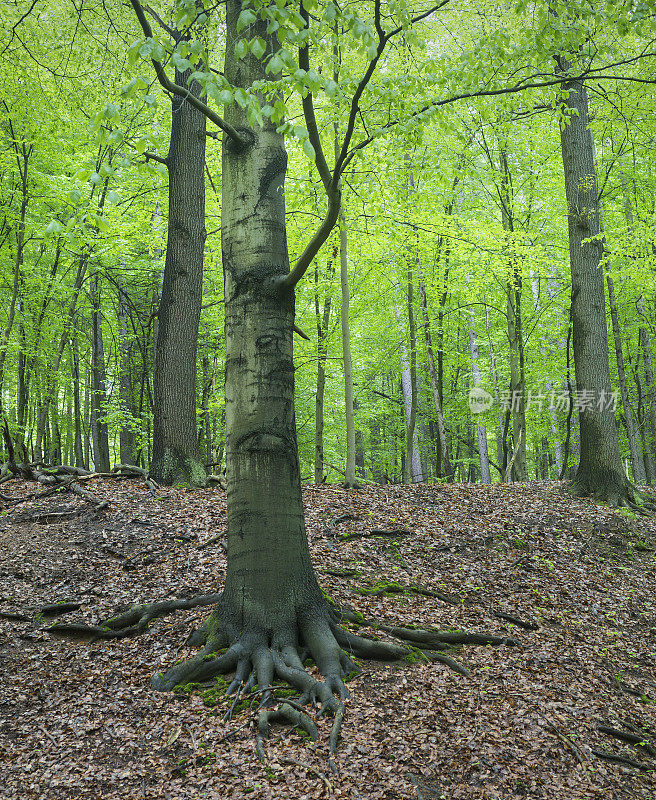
[1,478,655,799]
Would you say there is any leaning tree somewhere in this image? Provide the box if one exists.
[50,0,656,740]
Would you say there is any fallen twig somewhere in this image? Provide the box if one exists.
[279,757,333,795]
[538,712,586,765]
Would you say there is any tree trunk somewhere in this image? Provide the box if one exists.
[0,140,31,415]
[339,210,358,487]
[606,270,646,483]
[35,256,88,460]
[483,297,505,470]
[418,277,453,480]
[71,328,85,468]
[557,60,634,503]
[499,147,527,480]
[394,293,423,484]
[467,305,491,483]
[314,252,334,483]
[118,282,137,465]
[150,61,207,486]
[90,272,111,472]
[154,1,374,697]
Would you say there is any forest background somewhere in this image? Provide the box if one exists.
[1,0,656,492]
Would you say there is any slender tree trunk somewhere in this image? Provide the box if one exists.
[339,210,358,487]
[606,269,646,483]
[467,305,491,483]
[483,298,505,470]
[150,60,207,486]
[557,59,633,503]
[499,147,527,480]
[35,256,88,459]
[0,138,32,416]
[621,177,656,477]
[418,278,453,481]
[71,328,85,468]
[118,282,137,465]
[314,251,334,482]
[394,291,423,484]
[90,272,111,472]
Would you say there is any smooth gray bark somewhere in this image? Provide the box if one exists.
[314,253,334,483]
[467,303,491,483]
[339,211,358,487]
[90,272,111,472]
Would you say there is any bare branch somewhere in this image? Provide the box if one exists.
[1,0,42,57]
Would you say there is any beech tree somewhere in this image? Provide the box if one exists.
[6,0,656,738]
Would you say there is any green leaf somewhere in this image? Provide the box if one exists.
[234,88,249,109]
[302,139,316,160]
[235,39,248,60]
[237,9,257,32]
[45,220,63,236]
[266,53,283,74]
[251,38,266,59]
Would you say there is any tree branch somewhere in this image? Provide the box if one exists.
[143,3,177,38]
[143,151,168,165]
[279,189,341,291]
[299,0,332,192]
[341,61,656,171]
[129,0,246,146]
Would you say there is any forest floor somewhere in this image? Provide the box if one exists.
[1,478,656,800]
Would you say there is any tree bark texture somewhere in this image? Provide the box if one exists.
[150,62,207,486]
[557,64,631,502]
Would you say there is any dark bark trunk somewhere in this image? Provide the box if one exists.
[557,61,634,504]
[500,147,527,480]
[150,60,207,486]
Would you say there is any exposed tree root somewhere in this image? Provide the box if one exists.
[492,609,539,630]
[598,724,656,758]
[47,589,523,751]
[570,470,656,514]
[357,581,460,605]
[591,748,653,771]
[47,594,221,641]
[0,429,159,510]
